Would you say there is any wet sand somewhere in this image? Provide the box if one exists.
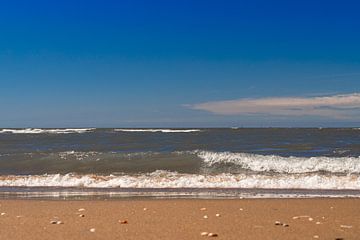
[0,198,359,239]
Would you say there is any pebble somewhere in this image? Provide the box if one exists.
[313,235,319,239]
[340,225,352,229]
[1,212,6,216]
[203,215,208,219]
[208,233,218,237]
[316,222,321,225]
[239,208,243,211]
[292,215,310,219]
[50,220,63,224]
[275,221,289,227]
[215,213,221,217]
[78,208,85,212]
[119,220,128,224]
[275,221,282,225]
[308,217,314,221]
[200,232,209,236]
[89,228,96,233]
[200,208,207,211]
[143,208,147,211]
[79,214,85,217]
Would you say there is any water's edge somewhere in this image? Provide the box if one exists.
[1,187,359,200]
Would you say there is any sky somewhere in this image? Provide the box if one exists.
[0,0,359,127]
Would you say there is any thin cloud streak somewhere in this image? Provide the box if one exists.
[188,93,360,119]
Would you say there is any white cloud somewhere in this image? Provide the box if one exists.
[188,93,360,119]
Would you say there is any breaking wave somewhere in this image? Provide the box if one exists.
[114,129,201,133]
[0,171,359,189]
[196,151,360,174]
[0,128,95,134]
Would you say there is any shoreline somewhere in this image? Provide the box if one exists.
[1,187,360,200]
[0,198,359,239]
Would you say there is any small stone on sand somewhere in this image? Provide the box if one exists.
[215,213,221,217]
[90,228,96,233]
[292,215,310,219]
[200,232,209,236]
[275,221,282,225]
[313,235,319,239]
[119,220,128,224]
[283,223,289,227]
[50,220,63,224]
[78,208,85,212]
[79,214,85,217]
[143,208,147,211]
[340,225,352,229]
[316,222,321,225]
[1,212,6,216]
[208,233,218,237]
[239,208,243,211]
[203,215,208,219]
[308,217,314,221]
[200,208,207,211]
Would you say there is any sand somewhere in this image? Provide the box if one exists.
[0,198,359,239]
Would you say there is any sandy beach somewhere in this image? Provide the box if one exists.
[0,198,359,240]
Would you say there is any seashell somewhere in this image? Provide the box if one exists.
[119,220,128,224]
[274,221,282,225]
[283,223,289,227]
[50,220,58,224]
[56,221,63,224]
[89,228,96,232]
[208,233,218,237]
[78,208,85,212]
[200,232,209,236]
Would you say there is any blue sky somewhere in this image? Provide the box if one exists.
[0,0,359,127]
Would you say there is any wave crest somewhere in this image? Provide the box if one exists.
[0,171,360,189]
[0,128,95,134]
[114,129,201,133]
[196,151,360,174]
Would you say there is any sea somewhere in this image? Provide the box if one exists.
[0,128,359,199]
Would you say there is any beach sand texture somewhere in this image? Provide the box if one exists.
[0,198,359,240]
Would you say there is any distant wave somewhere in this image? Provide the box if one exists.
[114,129,201,133]
[0,128,95,134]
[0,171,359,189]
[196,151,360,174]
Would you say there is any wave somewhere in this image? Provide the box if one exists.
[114,129,201,133]
[196,151,360,174]
[0,128,95,134]
[0,171,359,189]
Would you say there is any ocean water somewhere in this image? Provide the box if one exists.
[0,128,359,199]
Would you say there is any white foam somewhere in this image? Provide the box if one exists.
[196,151,360,174]
[0,171,359,189]
[0,128,95,134]
[114,129,201,133]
